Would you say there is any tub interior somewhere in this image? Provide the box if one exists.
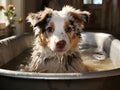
[0,32,120,72]
[1,47,114,72]
[1,48,32,71]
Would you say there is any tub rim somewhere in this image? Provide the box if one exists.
[0,68,120,80]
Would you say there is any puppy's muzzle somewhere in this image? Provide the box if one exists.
[56,40,66,52]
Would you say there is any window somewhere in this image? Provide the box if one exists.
[0,0,10,39]
[83,0,102,4]
[0,0,24,39]
[0,0,7,38]
[0,0,7,23]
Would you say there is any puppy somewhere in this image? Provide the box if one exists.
[26,6,90,73]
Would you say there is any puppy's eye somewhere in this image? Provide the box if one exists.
[46,27,54,33]
[65,27,72,33]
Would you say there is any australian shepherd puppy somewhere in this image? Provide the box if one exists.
[26,6,90,73]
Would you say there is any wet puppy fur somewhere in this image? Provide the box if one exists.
[26,6,90,73]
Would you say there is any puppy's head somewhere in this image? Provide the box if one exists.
[27,6,90,54]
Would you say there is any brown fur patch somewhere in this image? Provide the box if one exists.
[70,36,80,49]
[39,22,55,47]
[49,21,55,28]
[39,34,48,46]
[64,21,80,49]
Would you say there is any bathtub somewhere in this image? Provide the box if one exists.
[0,32,120,90]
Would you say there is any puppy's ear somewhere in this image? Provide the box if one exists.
[69,11,90,24]
[68,11,90,30]
[80,11,90,23]
[26,8,53,27]
[62,6,90,23]
[26,13,39,27]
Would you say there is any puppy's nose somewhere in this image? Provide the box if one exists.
[56,40,66,49]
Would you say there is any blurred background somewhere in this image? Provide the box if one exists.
[0,0,120,39]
